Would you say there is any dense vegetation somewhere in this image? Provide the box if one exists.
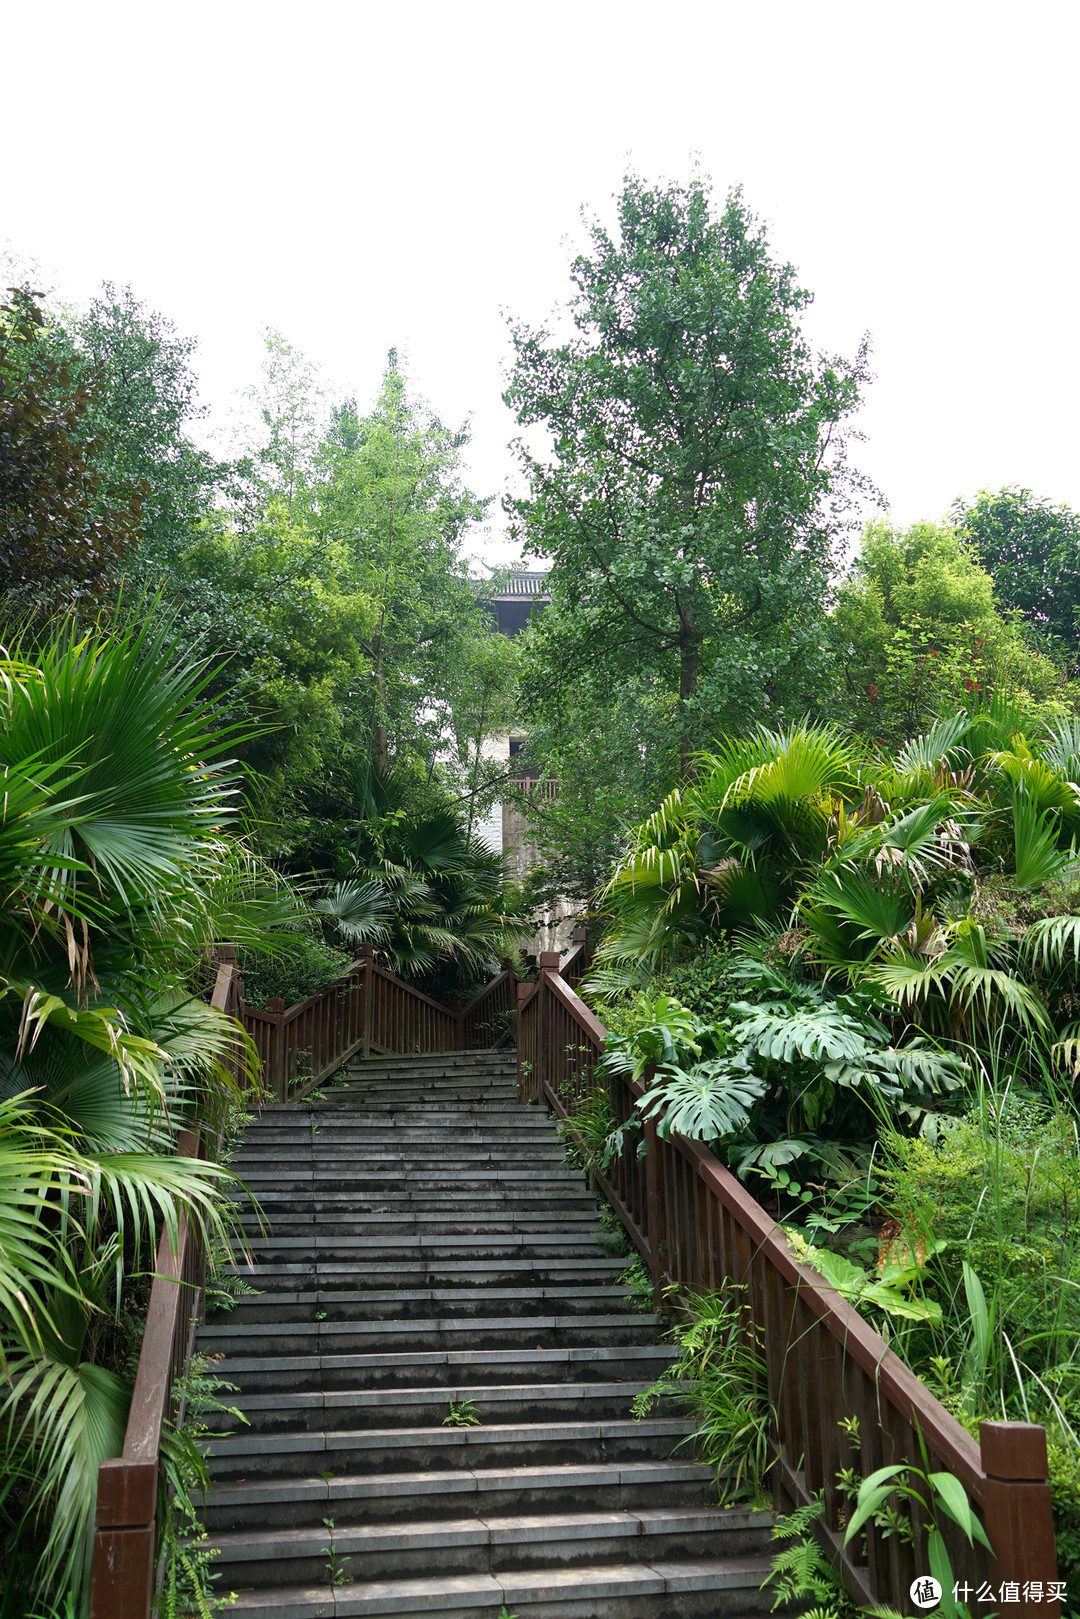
[4,164,1080,1609]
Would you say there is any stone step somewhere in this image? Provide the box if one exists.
[228,1181,593,1204]
[217,1258,630,1291]
[238,1224,605,1256]
[230,1158,577,1178]
[198,1313,665,1357]
[193,1060,785,1619]
[206,1344,677,1395]
[222,1557,774,1617]
[237,1125,556,1146]
[217,1284,639,1325]
[202,1415,693,1484]
[237,1233,616,1263]
[230,1212,600,1235]
[200,1379,670,1434]
[230,1148,567,1168]
[344,1055,518,1068]
[201,1457,718,1532]
[209,1504,772,1590]
[229,1201,598,1224]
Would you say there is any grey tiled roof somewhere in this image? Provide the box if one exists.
[492,572,550,598]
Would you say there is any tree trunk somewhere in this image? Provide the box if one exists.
[372,632,389,776]
[678,606,701,780]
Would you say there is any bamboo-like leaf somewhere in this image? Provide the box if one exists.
[929,1471,994,1550]
[843,1466,909,1542]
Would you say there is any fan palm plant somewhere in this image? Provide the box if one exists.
[318,804,527,998]
[599,723,862,963]
[0,616,265,1615]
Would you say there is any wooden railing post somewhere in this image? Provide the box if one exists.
[517,981,532,1101]
[981,1422,1059,1618]
[264,997,286,1102]
[359,946,374,1058]
[90,1164,198,1616]
[89,1460,157,1617]
[538,951,560,1103]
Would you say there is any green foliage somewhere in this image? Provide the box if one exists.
[764,1498,856,1619]
[844,1457,991,1619]
[1046,1436,1080,1609]
[240,934,352,1010]
[785,1228,944,1325]
[616,1258,654,1312]
[319,796,527,1000]
[954,486,1080,657]
[0,619,270,1615]
[881,1103,1080,1390]
[443,1399,481,1428]
[633,1288,770,1504]
[0,289,144,608]
[832,517,1070,745]
[158,1354,244,1616]
[599,722,862,962]
[507,172,872,770]
[75,283,224,565]
[601,962,964,1204]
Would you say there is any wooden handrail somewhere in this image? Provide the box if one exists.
[517,967,1060,1616]
[367,957,464,1018]
[459,965,512,1022]
[89,957,242,1617]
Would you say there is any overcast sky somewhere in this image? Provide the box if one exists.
[6,1,1078,568]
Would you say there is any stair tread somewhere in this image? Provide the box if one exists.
[225,1557,774,1614]
[211,1504,770,1554]
[204,1416,692,1459]
[208,1458,714,1505]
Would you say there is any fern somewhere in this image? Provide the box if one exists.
[764,1498,855,1617]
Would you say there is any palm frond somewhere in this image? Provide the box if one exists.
[1009,789,1076,890]
[2,1353,130,1605]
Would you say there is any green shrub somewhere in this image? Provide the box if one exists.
[1048,1437,1080,1617]
[654,940,740,1019]
[240,935,352,1010]
[632,1288,770,1504]
[881,1104,1080,1383]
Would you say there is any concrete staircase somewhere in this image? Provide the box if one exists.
[197,1050,777,1617]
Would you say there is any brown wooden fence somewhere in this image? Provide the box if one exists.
[518,955,1061,1619]
[89,955,244,1618]
[241,948,522,1102]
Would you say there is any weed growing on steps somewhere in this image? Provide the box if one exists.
[443,1398,481,1427]
[595,1199,630,1257]
[631,1287,770,1504]
[204,1231,262,1318]
[320,1518,350,1586]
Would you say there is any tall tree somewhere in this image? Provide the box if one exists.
[76,283,223,558]
[952,486,1080,659]
[831,518,1068,743]
[316,358,515,791]
[505,172,874,772]
[0,289,144,605]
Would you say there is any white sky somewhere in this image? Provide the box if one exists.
[5,0,1078,568]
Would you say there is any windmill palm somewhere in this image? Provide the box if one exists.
[0,616,265,1614]
[317,803,527,998]
[599,723,862,964]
